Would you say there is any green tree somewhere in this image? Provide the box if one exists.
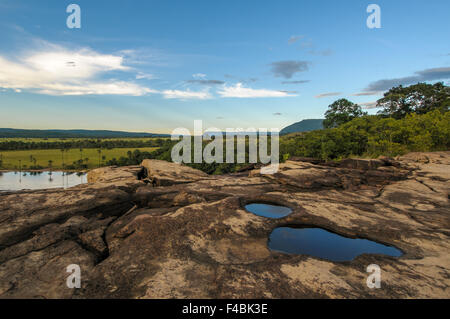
[323,99,366,128]
[377,82,450,119]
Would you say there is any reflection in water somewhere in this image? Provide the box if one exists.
[245,203,293,219]
[269,227,403,262]
[0,171,87,191]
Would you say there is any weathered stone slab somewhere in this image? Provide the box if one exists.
[0,152,448,299]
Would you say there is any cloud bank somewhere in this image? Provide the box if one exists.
[218,83,296,98]
[0,46,154,96]
[315,92,341,98]
[186,79,225,85]
[281,80,310,84]
[270,60,310,79]
[364,67,450,92]
[0,42,302,100]
[162,89,212,100]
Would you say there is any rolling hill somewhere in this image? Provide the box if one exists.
[280,119,324,135]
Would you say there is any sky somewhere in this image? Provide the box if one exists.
[0,0,449,133]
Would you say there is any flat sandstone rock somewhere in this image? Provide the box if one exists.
[0,154,449,298]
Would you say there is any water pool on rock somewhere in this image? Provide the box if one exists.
[269,227,403,262]
[244,203,293,219]
[0,171,87,191]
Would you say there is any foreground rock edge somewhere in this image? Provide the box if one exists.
[0,152,448,298]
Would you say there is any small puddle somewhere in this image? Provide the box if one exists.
[269,227,403,262]
[245,203,293,219]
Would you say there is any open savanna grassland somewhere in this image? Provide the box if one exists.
[0,147,159,170]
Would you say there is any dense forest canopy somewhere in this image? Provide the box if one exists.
[281,110,449,160]
[283,82,450,160]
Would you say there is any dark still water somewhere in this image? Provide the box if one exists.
[245,203,293,219]
[0,171,87,191]
[269,227,403,262]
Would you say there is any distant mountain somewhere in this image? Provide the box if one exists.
[0,128,170,138]
[280,119,324,135]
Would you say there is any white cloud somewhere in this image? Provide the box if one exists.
[26,49,128,77]
[217,83,296,98]
[0,45,154,96]
[192,73,207,79]
[136,72,155,80]
[36,82,155,96]
[162,89,211,100]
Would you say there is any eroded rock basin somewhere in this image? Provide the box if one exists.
[245,203,293,219]
[269,227,403,262]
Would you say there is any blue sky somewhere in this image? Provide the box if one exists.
[0,0,449,133]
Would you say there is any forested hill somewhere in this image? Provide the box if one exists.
[280,119,324,135]
[0,128,170,138]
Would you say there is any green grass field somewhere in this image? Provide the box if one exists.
[0,148,159,170]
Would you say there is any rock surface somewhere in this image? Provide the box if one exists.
[141,159,209,186]
[0,152,449,298]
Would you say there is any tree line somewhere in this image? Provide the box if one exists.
[103,82,449,174]
[284,82,449,160]
[323,82,449,128]
[3,82,446,174]
[0,138,167,151]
